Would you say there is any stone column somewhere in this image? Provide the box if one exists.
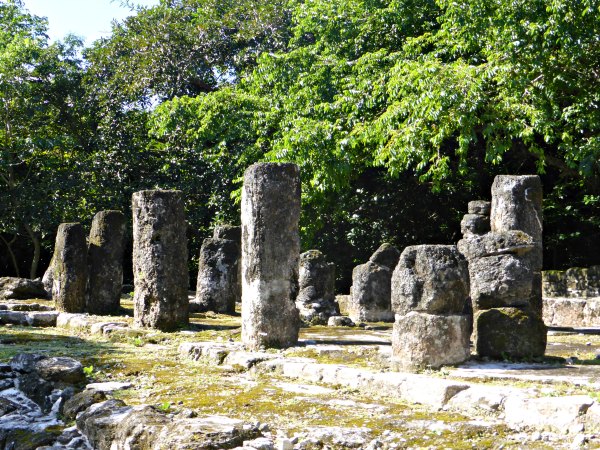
[87,210,126,315]
[194,237,240,314]
[348,243,400,323]
[132,190,188,331]
[52,223,88,313]
[491,175,543,316]
[391,245,471,371]
[296,250,338,325]
[241,163,301,350]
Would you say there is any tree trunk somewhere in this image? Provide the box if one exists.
[22,222,40,279]
[0,234,20,277]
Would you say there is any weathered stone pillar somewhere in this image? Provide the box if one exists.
[132,190,188,331]
[52,223,88,313]
[348,243,399,323]
[194,237,240,314]
[296,250,338,325]
[391,245,471,371]
[87,210,126,315]
[241,163,301,350]
[491,175,543,316]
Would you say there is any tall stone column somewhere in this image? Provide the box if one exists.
[241,163,301,350]
[53,223,88,313]
[132,190,188,331]
[491,175,543,316]
[87,210,126,315]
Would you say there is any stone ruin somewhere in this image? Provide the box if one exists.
[543,266,600,327]
[458,175,547,359]
[132,190,189,331]
[347,243,400,323]
[193,225,241,314]
[391,245,470,371]
[241,162,301,350]
[87,211,126,315]
[52,223,88,313]
[296,250,339,325]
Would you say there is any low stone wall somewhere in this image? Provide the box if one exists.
[542,267,600,298]
[542,267,600,327]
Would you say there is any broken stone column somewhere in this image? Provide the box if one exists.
[87,210,126,315]
[132,190,189,331]
[391,245,471,371]
[296,250,339,325]
[459,178,547,359]
[241,163,301,350]
[194,237,240,314]
[459,231,547,358]
[348,243,399,323]
[491,175,543,316]
[52,223,88,313]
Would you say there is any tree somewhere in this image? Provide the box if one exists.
[0,0,88,277]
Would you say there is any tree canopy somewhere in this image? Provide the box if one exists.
[1,0,599,288]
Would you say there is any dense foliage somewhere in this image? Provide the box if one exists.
[1,0,599,289]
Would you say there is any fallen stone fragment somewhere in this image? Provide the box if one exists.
[327,316,355,327]
[35,357,85,384]
[62,389,107,421]
[0,277,49,300]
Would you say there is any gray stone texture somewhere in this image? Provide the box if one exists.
[369,243,401,269]
[194,237,240,314]
[0,277,48,300]
[491,175,543,316]
[348,262,394,322]
[87,210,126,315]
[41,256,54,297]
[460,213,490,236]
[466,254,533,310]
[132,190,189,331]
[542,270,568,297]
[468,200,491,216]
[296,250,339,325]
[241,163,301,350]
[52,223,88,313]
[392,312,471,371]
[473,307,547,359]
[348,243,399,323]
[391,245,469,316]
[213,224,241,243]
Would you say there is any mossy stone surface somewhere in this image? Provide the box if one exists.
[474,307,547,359]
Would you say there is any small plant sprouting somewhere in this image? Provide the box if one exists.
[83,365,94,377]
[158,401,171,412]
